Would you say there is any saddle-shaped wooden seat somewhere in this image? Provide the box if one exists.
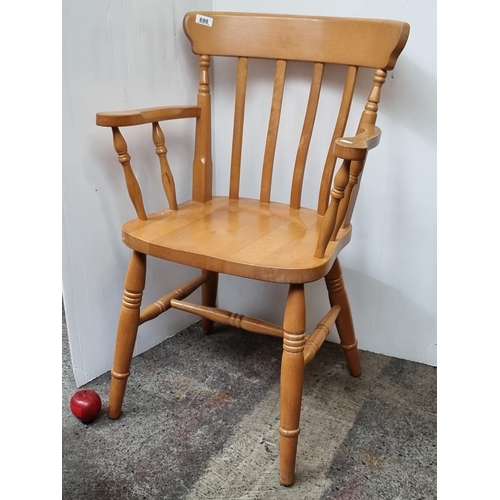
[122,197,352,283]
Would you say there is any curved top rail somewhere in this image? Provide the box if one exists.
[184,12,409,70]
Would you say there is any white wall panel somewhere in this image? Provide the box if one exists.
[62,0,212,386]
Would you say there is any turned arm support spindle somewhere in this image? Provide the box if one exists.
[332,159,365,237]
[152,122,178,211]
[315,159,351,258]
[315,122,382,258]
[112,127,147,221]
[97,106,201,217]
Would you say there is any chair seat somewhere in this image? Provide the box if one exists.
[122,196,352,283]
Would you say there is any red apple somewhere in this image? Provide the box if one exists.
[70,389,102,423]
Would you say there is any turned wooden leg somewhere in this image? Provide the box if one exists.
[325,258,361,377]
[201,270,218,334]
[279,284,306,486]
[108,251,146,419]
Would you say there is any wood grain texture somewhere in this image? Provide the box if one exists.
[184,12,409,70]
[96,106,200,127]
[334,124,381,161]
[121,197,352,284]
[290,62,324,209]
[229,57,248,200]
[260,60,286,204]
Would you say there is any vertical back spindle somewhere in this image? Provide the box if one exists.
[290,62,324,209]
[260,59,287,204]
[229,57,249,199]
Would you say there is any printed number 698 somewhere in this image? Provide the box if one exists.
[195,14,213,27]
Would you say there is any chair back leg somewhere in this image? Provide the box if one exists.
[325,259,362,377]
[201,270,219,334]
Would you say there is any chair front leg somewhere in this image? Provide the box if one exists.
[325,258,361,377]
[201,270,218,334]
[108,250,146,419]
[279,283,306,486]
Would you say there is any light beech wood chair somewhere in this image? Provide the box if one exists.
[96,12,409,486]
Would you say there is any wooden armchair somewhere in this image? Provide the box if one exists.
[96,12,409,486]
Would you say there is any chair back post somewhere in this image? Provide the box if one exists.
[360,68,387,127]
[339,68,388,229]
[193,54,213,203]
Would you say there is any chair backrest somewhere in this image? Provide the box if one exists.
[183,12,410,218]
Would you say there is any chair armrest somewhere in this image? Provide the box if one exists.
[334,124,382,161]
[96,105,201,127]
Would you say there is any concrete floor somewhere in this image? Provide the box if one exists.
[62,320,436,499]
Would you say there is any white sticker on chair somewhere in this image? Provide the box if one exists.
[196,14,213,27]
